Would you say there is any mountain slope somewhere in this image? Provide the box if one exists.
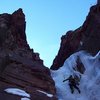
[51,2,100,100]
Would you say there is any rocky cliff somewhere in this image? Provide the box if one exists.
[51,3,100,70]
[0,9,57,100]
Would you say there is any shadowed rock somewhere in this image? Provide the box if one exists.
[51,3,100,70]
[0,9,57,100]
[97,0,100,4]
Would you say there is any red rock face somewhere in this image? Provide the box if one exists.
[0,9,57,100]
[51,28,83,70]
[51,4,100,70]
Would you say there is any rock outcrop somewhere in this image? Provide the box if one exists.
[51,3,100,70]
[0,9,57,100]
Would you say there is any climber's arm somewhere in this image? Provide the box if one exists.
[63,78,69,82]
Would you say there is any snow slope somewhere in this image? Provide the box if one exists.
[51,50,100,100]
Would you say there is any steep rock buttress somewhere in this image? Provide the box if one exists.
[51,3,100,70]
[0,9,57,100]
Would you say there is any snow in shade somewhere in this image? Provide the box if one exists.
[80,41,83,46]
[37,90,53,97]
[51,50,100,100]
[21,97,30,100]
[4,88,30,98]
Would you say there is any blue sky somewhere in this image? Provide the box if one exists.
[0,0,96,67]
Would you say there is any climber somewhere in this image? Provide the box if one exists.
[63,75,81,94]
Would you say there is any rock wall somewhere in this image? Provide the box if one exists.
[51,3,100,70]
[0,9,57,100]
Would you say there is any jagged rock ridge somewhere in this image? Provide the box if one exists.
[0,8,57,100]
[51,3,100,70]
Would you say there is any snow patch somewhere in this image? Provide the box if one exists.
[4,88,30,98]
[21,97,30,100]
[37,90,53,97]
[80,41,83,46]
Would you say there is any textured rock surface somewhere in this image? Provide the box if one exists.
[51,4,100,70]
[0,9,57,100]
[97,0,100,4]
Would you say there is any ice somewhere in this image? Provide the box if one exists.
[37,90,53,97]
[21,97,30,100]
[51,50,100,100]
[4,88,30,98]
